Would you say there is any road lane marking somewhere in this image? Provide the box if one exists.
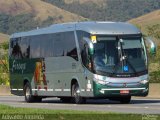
[1,97,160,112]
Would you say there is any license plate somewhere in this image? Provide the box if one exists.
[120,90,129,94]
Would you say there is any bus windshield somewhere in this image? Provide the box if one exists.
[93,36,147,76]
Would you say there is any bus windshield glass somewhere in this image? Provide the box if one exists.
[93,36,147,76]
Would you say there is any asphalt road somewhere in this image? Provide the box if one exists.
[0,96,160,114]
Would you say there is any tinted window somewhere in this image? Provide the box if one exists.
[77,31,90,51]
[30,36,41,58]
[64,32,78,60]
[10,31,78,60]
[77,31,90,66]
[40,34,54,57]
[53,31,78,60]
[10,38,23,59]
[30,34,54,58]
[53,33,64,57]
[21,37,30,58]
[11,37,30,59]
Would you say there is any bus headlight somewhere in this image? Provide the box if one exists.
[94,79,110,85]
[93,74,110,85]
[139,80,148,84]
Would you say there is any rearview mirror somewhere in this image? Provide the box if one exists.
[145,37,156,54]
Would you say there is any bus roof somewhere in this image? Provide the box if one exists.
[11,21,141,38]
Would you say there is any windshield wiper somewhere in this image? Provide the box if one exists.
[119,38,137,75]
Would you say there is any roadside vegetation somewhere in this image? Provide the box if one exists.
[0,24,159,85]
[0,0,159,35]
[0,0,159,85]
[0,42,9,85]
[147,24,160,83]
[0,104,159,120]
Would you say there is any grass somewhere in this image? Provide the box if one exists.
[0,104,160,120]
[150,70,160,83]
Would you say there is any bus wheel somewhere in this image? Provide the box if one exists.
[24,82,33,102]
[120,96,131,104]
[71,83,85,104]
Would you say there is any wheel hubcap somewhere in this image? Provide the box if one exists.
[74,86,80,102]
[26,87,30,100]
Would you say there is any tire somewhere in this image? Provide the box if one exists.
[71,83,86,104]
[120,96,131,104]
[24,82,42,103]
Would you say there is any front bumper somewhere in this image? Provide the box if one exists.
[93,81,149,97]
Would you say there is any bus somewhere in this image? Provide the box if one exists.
[9,21,156,104]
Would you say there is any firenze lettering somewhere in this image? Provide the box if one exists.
[12,60,26,73]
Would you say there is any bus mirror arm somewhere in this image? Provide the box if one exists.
[145,37,156,55]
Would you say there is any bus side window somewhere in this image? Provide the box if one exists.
[64,32,78,61]
[77,30,91,69]
[21,37,30,59]
[53,33,64,57]
[82,41,90,67]
[30,36,41,58]
[11,38,23,59]
[39,34,54,58]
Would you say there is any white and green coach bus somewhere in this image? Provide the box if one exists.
[9,21,156,104]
